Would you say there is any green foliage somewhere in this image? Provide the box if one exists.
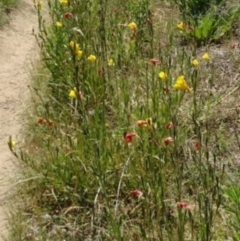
[8,0,238,240]
[174,0,224,22]
[225,185,240,241]
[0,0,18,24]
[175,0,240,45]
[0,0,18,9]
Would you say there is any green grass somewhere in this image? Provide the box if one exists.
[0,0,18,25]
[6,0,240,240]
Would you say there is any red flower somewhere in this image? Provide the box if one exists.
[165,121,173,129]
[193,139,200,151]
[163,136,174,146]
[176,202,195,210]
[124,132,137,143]
[137,120,149,127]
[37,118,46,125]
[230,43,238,49]
[150,58,161,66]
[137,118,152,128]
[63,12,73,19]
[130,189,143,198]
[47,119,53,127]
[37,118,53,127]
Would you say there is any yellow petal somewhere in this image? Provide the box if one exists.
[59,0,68,4]
[56,22,63,28]
[173,75,190,91]
[108,59,114,66]
[69,89,77,99]
[177,21,185,30]
[128,22,137,32]
[191,59,199,67]
[159,71,167,80]
[87,54,97,62]
[76,50,83,59]
[37,1,43,9]
[202,53,210,61]
[69,41,75,49]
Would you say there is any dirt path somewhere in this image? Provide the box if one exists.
[0,0,37,238]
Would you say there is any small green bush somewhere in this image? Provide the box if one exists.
[178,5,240,45]
[175,0,240,45]
[174,0,224,22]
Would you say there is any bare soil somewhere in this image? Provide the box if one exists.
[0,0,37,238]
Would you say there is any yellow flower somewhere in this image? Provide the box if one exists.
[69,41,80,51]
[75,44,80,51]
[56,22,63,28]
[137,117,152,128]
[10,140,16,148]
[191,59,199,67]
[137,120,148,128]
[128,22,137,32]
[69,41,83,58]
[202,53,210,61]
[69,88,77,99]
[59,0,68,4]
[173,75,190,92]
[146,117,153,127]
[177,21,185,30]
[159,71,167,80]
[76,50,83,59]
[87,54,97,62]
[108,59,114,66]
[69,40,75,49]
[37,1,43,10]
[8,137,17,151]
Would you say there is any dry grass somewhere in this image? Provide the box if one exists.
[6,0,240,240]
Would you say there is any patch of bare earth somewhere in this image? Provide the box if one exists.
[0,0,37,239]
